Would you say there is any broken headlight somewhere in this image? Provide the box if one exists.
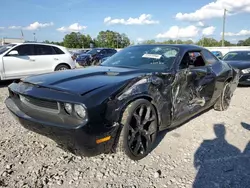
[242,68,250,74]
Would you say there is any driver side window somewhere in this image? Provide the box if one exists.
[7,45,34,56]
[179,51,206,69]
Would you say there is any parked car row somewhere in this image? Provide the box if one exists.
[75,48,117,67]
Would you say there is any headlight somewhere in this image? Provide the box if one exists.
[74,104,87,119]
[64,103,72,114]
[242,68,250,74]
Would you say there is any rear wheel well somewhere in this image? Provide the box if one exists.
[54,63,71,71]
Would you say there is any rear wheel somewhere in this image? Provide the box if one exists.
[214,82,232,111]
[55,64,70,71]
[117,99,158,160]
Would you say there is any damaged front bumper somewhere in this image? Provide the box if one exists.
[4,84,119,156]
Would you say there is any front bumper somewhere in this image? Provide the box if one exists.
[5,97,119,156]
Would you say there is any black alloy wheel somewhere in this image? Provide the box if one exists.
[117,99,158,160]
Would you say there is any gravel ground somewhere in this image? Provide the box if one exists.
[0,81,249,188]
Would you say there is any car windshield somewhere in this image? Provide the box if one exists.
[101,45,179,70]
[0,44,17,54]
[86,49,101,55]
[223,52,250,61]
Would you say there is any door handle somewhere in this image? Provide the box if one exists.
[54,58,59,60]
[29,59,35,61]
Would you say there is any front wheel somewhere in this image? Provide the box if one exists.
[214,82,232,111]
[116,99,158,160]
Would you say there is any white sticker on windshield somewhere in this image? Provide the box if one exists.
[142,54,162,59]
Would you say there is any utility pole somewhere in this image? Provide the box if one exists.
[176,28,180,44]
[202,34,204,46]
[33,33,36,42]
[222,9,226,47]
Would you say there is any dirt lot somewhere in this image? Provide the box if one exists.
[0,82,249,188]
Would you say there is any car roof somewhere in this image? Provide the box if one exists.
[130,44,205,51]
[17,42,64,48]
[93,47,115,50]
[227,50,250,53]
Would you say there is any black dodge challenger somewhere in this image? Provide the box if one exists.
[5,44,239,160]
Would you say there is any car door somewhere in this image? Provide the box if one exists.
[2,44,37,79]
[185,50,217,116]
[33,44,57,73]
[171,51,217,126]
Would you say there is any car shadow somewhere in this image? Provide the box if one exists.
[0,80,16,88]
[192,123,250,188]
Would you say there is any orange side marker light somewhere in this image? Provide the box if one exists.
[96,136,111,144]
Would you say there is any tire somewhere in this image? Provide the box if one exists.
[116,99,158,160]
[214,82,232,111]
[55,64,70,71]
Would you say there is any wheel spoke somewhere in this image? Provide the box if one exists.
[133,113,141,125]
[133,136,141,154]
[140,136,147,154]
[139,105,144,117]
[145,106,151,119]
[142,134,152,151]
[147,125,157,135]
[142,115,156,126]
[128,130,137,147]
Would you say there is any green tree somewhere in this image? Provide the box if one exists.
[142,40,156,44]
[237,40,244,46]
[196,37,219,47]
[218,40,234,46]
[242,37,250,46]
[96,30,130,48]
[63,32,81,48]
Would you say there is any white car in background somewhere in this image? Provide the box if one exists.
[0,42,76,80]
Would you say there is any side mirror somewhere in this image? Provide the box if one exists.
[8,50,18,56]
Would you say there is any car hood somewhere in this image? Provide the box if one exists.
[21,66,151,95]
[224,60,250,70]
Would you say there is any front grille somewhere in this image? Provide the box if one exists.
[20,95,59,113]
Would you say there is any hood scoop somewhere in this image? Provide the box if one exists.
[106,71,120,76]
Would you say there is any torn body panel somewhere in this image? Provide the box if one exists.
[105,73,173,131]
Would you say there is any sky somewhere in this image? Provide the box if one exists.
[1,0,250,43]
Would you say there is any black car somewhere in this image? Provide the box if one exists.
[211,51,223,59]
[5,44,239,160]
[76,48,117,66]
[222,50,250,85]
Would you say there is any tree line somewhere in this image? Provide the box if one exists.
[44,30,250,48]
[140,37,250,47]
[44,30,130,49]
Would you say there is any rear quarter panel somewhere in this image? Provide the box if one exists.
[211,61,239,101]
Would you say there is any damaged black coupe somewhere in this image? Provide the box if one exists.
[5,45,239,160]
